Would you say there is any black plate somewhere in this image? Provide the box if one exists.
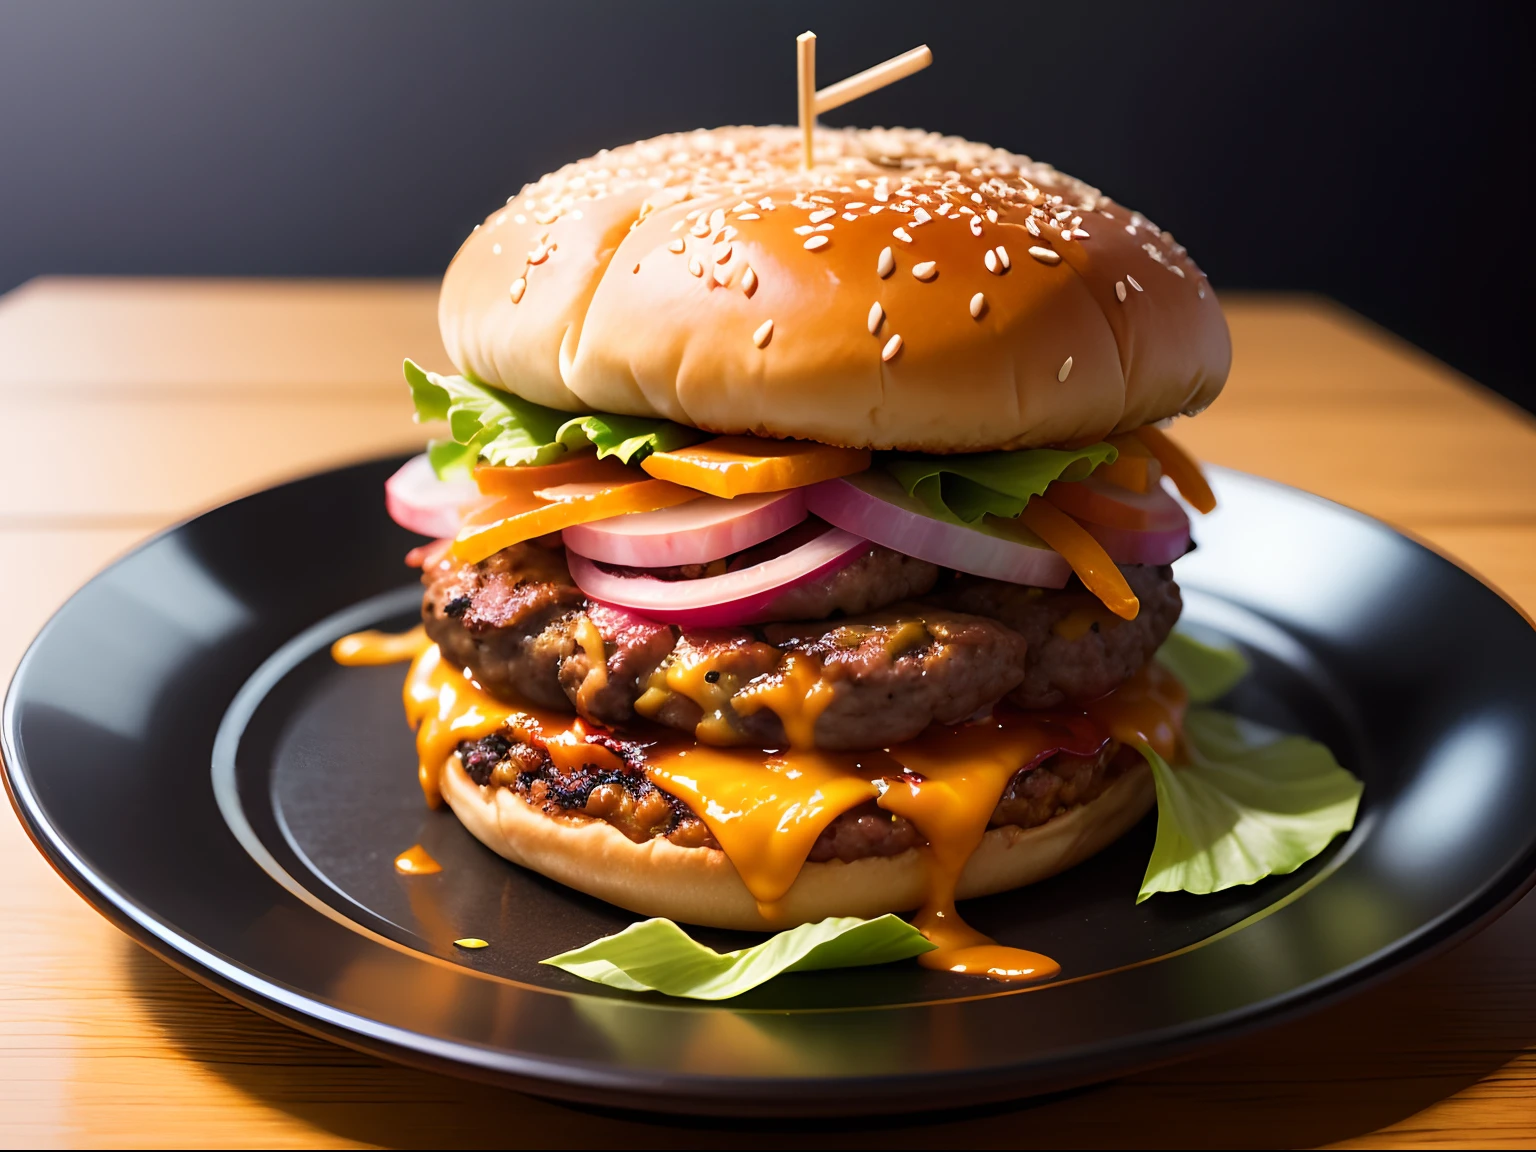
[5,459,1536,1116]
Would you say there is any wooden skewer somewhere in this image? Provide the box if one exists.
[815,44,933,115]
[797,35,934,170]
[797,32,817,171]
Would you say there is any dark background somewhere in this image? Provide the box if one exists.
[1,1,1529,406]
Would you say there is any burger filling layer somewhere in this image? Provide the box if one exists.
[422,541,1180,752]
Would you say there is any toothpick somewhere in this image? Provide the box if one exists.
[797,32,816,171]
[796,35,934,171]
[815,45,933,116]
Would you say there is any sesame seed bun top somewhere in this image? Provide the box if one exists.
[438,126,1231,452]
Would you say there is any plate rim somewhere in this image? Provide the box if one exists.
[6,458,1536,1115]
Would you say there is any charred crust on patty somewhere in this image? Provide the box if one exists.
[453,731,714,847]
[456,729,1130,863]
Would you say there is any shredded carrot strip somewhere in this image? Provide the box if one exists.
[1134,426,1216,513]
[1018,498,1140,620]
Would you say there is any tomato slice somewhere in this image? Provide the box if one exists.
[1044,475,1187,532]
[642,435,871,498]
[1134,426,1216,514]
[1017,498,1139,620]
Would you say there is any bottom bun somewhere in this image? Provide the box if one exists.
[441,755,1155,931]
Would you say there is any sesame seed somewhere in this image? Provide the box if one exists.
[491,243,502,256]
[804,235,829,251]
[759,197,774,210]
[936,203,953,216]
[893,227,914,243]
[995,246,1011,269]
[753,319,774,348]
[969,292,986,318]
[870,205,885,214]
[912,207,932,226]
[873,187,890,202]
[846,201,866,209]
[1025,218,1041,237]
[1058,356,1074,382]
[1127,274,1143,291]
[732,201,753,213]
[810,195,833,205]
[878,247,895,278]
[668,238,686,254]
[742,266,758,296]
[986,208,998,223]
[712,263,730,286]
[513,214,526,224]
[509,278,526,303]
[809,207,836,224]
[1115,281,1127,302]
[793,225,815,236]
[718,226,738,242]
[841,212,856,221]
[671,221,685,232]
[1170,265,1186,277]
[868,302,884,334]
[709,208,726,230]
[971,192,983,204]
[912,261,937,281]
[1197,284,1207,298]
[881,334,903,361]
[737,212,761,220]
[716,245,733,264]
[1125,224,1138,235]
[1072,228,1089,239]
[691,221,710,237]
[814,222,833,232]
[688,257,703,277]
[984,250,1000,274]
[1028,246,1060,265]
[685,209,703,221]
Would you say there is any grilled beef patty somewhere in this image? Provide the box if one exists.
[454,731,1135,862]
[422,541,1181,751]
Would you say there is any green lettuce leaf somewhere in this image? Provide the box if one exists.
[1135,709,1363,903]
[1156,629,1251,704]
[885,443,1118,523]
[541,914,935,1000]
[404,359,697,477]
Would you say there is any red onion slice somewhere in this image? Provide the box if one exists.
[567,525,868,628]
[805,472,1071,588]
[385,454,486,538]
[562,490,807,568]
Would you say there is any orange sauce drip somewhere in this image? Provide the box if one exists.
[729,653,837,750]
[1084,659,1188,760]
[337,633,1188,984]
[882,713,1101,982]
[644,743,887,916]
[331,626,429,665]
[393,844,442,875]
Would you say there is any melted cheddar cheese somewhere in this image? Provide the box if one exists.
[336,630,1188,983]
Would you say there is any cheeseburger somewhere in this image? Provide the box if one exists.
[339,123,1231,976]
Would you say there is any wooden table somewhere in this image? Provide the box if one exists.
[2,278,1533,1148]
